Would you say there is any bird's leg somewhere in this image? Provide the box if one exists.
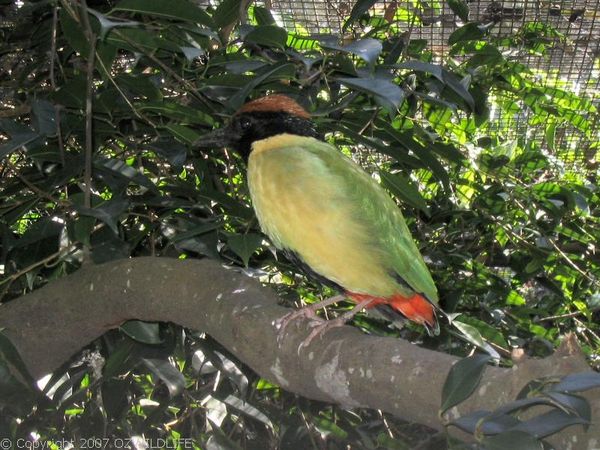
[298,298,375,351]
[275,294,346,343]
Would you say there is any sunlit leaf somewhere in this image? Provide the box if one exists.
[336,77,404,110]
[321,37,382,65]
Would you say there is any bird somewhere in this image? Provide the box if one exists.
[195,94,440,344]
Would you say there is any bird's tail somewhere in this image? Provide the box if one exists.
[388,292,439,336]
[349,291,439,336]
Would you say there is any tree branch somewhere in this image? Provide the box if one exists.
[0,257,597,448]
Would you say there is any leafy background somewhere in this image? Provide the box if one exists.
[0,0,599,448]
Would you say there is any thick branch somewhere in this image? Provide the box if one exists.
[0,257,597,448]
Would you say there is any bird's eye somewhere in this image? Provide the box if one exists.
[239,117,252,130]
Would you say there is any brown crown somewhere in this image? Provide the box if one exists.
[236,94,311,120]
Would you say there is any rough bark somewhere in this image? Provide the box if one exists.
[0,257,598,448]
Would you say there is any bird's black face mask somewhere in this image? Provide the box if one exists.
[193,112,319,162]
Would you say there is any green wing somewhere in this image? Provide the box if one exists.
[305,139,439,304]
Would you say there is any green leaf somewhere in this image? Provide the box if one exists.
[142,358,185,397]
[550,372,600,393]
[430,142,465,163]
[221,394,274,430]
[482,430,542,450]
[228,63,296,110]
[380,171,431,216]
[147,139,187,167]
[545,392,591,423]
[0,131,40,159]
[0,332,36,388]
[95,157,159,193]
[31,100,57,136]
[449,410,519,435]
[86,8,140,39]
[67,216,96,247]
[244,25,288,49]
[455,315,508,349]
[113,0,213,27]
[253,6,276,25]
[313,417,349,439]
[206,419,245,450]
[102,379,130,420]
[60,8,89,55]
[59,9,118,77]
[106,27,180,53]
[116,74,163,101]
[170,222,222,243]
[76,198,130,235]
[336,77,404,110]
[395,60,443,81]
[443,71,475,110]
[321,37,382,65]
[452,319,500,359]
[343,0,378,30]
[375,433,411,450]
[228,233,263,266]
[447,0,469,21]
[441,354,491,414]
[120,320,163,345]
[137,101,214,125]
[165,124,201,144]
[545,121,556,152]
[512,409,589,438]
[212,0,242,28]
[449,23,487,45]
[0,332,38,414]
[11,217,63,250]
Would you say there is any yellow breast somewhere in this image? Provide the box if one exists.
[247,134,397,296]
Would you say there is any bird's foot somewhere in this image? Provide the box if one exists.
[274,295,346,345]
[297,298,375,352]
[298,316,348,351]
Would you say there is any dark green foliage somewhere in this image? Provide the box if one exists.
[0,0,598,448]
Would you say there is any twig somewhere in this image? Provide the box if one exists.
[0,244,79,288]
[77,0,97,210]
[549,238,598,285]
[50,5,59,90]
[4,159,65,205]
[537,307,600,322]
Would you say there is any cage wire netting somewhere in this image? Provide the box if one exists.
[248,0,599,168]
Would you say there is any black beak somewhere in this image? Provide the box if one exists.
[192,126,233,148]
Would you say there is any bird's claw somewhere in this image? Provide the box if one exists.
[296,317,347,353]
[275,308,321,345]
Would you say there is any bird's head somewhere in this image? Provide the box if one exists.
[194,94,319,160]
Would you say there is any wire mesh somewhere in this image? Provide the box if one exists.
[262,0,599,167]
